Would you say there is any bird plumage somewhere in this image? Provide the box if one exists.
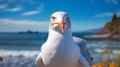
[73,37,94,66]
[36,11,93,67]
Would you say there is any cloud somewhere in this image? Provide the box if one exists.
[116,11,120,16]
[0,0,4,1]
[0,4,7,9]
[38,3,44,10]
[22,3,44,16]
[91,0,119,4]
[91,0,95,3]
[22,10,40,16]
[105,0,119,4]
[0,18,48,25]
[95,10,120,18]
[95,12,114,18]
[5,6,22,12]
[7,0,14,2]
[0,18,49,32]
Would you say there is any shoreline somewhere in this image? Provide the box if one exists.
[84,33,120,40]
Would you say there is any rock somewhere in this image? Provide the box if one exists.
[0,56,3,62]
[103,14,120,34]
[85,14,120,40]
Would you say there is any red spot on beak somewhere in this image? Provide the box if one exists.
[58,22,65,32]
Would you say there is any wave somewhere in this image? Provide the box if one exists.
[113,50,120,53]
[93,49,103,53]
[0,50,40,67]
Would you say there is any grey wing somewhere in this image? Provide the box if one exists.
[73,37,94,66]
[36,53,45,67]
[79,54,90,67]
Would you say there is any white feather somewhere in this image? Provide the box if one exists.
[36,11,91,67]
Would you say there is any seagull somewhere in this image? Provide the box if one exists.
[36,11,93,67]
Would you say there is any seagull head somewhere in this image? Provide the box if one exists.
[49,11,71,33]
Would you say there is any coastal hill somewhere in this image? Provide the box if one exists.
[85,14,120,40]
[103,14,120,34]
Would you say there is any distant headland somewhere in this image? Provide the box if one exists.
[85,14,120,40]
[18,30,39,34]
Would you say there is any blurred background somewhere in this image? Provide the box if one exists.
[0,0,120,67]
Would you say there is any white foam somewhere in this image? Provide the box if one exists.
[0,50,39,57]
[113,50,120,53]
[94,48,103,53]
[0,50,40,67]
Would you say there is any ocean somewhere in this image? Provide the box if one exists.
[0,32,120,67]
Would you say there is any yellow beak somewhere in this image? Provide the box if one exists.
[57,21,65,32]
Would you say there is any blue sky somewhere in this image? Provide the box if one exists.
[0,0,120,32]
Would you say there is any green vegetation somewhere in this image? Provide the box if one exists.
[103,14,120,34]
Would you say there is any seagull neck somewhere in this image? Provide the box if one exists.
[47,29,73,42]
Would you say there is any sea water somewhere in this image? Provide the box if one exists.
[0,32,120,67]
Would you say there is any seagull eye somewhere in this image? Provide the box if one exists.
[51,17,56,21]
[66,16,69,20]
